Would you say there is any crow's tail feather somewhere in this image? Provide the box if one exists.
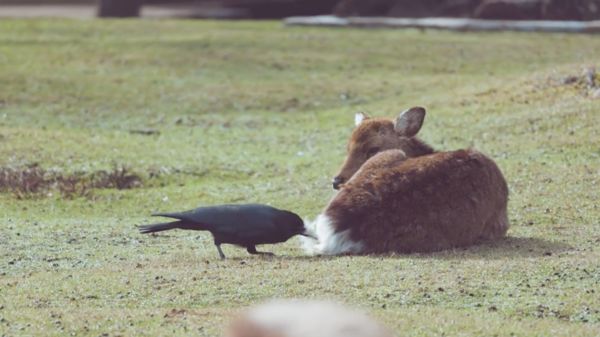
[138,221,183,234]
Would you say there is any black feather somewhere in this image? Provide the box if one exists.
[139,203,307,259]
[138,221,183,234]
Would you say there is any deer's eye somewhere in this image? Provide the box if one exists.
[367,147,380,158]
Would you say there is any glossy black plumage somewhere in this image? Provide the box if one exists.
[139,203,309,259]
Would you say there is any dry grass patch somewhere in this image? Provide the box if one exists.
[0,164,143,198]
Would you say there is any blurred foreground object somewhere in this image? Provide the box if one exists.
[98,0,142,17]
[225,299,393,337]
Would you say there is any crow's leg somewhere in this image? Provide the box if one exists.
[215,244,226,259]
[247,245,275,256]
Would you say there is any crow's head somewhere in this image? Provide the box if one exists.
[281,210,316,239]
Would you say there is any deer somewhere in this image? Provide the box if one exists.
[303,107,509,255]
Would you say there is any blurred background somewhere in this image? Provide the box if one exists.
[1,0,599,20]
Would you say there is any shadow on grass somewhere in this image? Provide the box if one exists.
[224,255,338,262]
[280,236,572,261]
[406,236,573,260]
[140,236,571,262]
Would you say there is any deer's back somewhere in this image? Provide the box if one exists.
[325,149,508,253]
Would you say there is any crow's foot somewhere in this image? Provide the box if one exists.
[215,244,226,259]
[247,246,275,256]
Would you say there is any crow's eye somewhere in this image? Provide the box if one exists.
[367,147,380,158]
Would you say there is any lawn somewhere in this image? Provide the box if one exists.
[0,18,599,337]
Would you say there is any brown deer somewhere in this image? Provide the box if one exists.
[303,107,509,255]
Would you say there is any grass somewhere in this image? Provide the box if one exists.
[0,18,599,337]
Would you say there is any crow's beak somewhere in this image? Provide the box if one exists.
[300,230,317,240]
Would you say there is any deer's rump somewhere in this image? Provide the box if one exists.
[325,149,509,253]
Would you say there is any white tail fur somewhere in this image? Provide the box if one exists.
[301,214,365,255]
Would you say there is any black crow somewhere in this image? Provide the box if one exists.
[139,203,312,259]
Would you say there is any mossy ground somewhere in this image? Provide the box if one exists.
[0,19,599,336]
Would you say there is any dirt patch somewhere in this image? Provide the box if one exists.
[0,164,143,199]
[554,67,599,97]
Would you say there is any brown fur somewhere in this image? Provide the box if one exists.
[326,108,509,253]
[334,118,434,188]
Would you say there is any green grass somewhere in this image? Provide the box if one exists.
[1,19,599,336]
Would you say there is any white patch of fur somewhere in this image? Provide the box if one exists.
[301,214,365,255]
[355,112,367,126]
[244,299,392,337]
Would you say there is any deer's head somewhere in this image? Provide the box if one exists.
[332,107,434,190]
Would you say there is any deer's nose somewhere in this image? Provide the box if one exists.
[332,176,344,190]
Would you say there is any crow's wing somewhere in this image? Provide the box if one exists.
[153,204,283,242]
[153,204,277,223]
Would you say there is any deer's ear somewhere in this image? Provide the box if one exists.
[394,107,426,137]
[355,112,370,127]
